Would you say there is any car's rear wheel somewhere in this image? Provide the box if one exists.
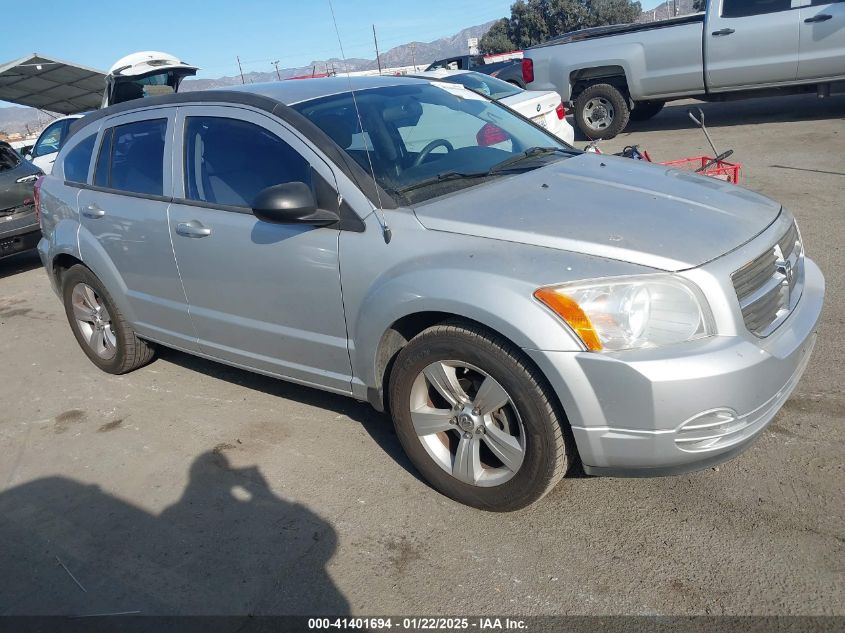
[61,265,155,374]
[389,321,572,511]
[574,83,630,140]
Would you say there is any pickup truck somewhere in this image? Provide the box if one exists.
[426,54,526,87]
[524,1,845,139]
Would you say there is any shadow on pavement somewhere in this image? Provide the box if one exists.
[157,348,424,485]
[0,450,349,616]
[0,249,42,281]
[571,93,845,141]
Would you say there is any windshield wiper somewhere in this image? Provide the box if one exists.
[395,147,570,196]
[486,146,569,175]
[396,170,489,195]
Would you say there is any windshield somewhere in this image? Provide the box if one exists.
[441,72,522,100]
[293,82,573,204]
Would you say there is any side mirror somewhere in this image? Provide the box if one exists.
[251,182,338,226]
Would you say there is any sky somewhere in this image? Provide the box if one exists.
[1,0,663,109]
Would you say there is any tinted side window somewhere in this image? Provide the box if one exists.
[722,0,791,17]
[106,119,166,196]
[63,134,97,183]
[184,116,311,207]
[0,145,21,172]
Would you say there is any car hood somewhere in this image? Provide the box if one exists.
[411,153,781,271]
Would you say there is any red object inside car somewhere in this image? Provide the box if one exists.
[476,123,510,146]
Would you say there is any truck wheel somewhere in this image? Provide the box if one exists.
[61,265,155,374]
[388,320,573,512]
[574,83,630,140]
[630,100,665,122]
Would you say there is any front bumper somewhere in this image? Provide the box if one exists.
[526,257,824,476]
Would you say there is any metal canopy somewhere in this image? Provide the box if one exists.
[0,54,106,114]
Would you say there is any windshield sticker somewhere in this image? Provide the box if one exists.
[429,81,486,101]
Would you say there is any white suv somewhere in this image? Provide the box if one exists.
[27,115,83,174]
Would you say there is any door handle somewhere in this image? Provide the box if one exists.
[82,204,105,219]
[176,221,212,238]
[804,13,832,22]
[712,28,735,36]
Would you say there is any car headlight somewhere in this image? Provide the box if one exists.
[534,275,715,352]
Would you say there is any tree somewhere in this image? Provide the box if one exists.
[480,0,643,54]
[480,19,515,54]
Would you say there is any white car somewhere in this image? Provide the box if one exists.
[411,69,575,145]
[26,114,84,174]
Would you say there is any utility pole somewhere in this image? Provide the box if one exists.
[236,55,245,84]
[272,60,281,81]
[411,42,417,71]
[372,24,383,75]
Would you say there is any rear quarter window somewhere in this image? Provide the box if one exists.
[62,134,97,183]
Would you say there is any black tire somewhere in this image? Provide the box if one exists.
[630,100,665,122]
[388,320,573,512]
[61,265,155,374]
[574,82,630,140]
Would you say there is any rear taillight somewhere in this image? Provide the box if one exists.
[476,123,510,146]
[556,101,566,120]
[521,58,534,84]
[33,175,44,225]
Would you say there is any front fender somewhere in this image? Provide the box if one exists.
[350,264,585,393]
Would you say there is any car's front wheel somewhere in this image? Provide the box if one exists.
[61,265,155,374]
[389,321,572,511]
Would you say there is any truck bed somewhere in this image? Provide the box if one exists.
[531,13,704,49]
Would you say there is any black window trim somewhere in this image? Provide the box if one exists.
[93,127,114,188]
[720,0,799,18]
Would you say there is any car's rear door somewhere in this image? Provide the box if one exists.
[705,0,801,90]
[797,0,845,80]
[168,105,352,394]
[77,109,198,350]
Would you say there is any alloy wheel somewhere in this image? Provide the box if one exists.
[70,283,117,360]
[408,360,526,487]
[583,97,615,131]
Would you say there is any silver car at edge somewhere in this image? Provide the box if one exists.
[36,76,824,511]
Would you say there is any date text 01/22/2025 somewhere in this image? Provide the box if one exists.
[307,617,528,631]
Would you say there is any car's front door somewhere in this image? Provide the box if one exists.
[705,0,801,90]
[168,106,353,394]
[77,109,198,350]
[797,0,845,79]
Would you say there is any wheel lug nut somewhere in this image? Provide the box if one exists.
[463,432,472,439]
[472,408,480,415]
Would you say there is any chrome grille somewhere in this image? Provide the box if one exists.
[732,221,804,337]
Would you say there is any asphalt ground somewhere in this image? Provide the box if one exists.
[0,92,843,619]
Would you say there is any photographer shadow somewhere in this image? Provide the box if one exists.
[0,449,349,617]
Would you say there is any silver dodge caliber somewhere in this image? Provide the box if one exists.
[36,76,824,511]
